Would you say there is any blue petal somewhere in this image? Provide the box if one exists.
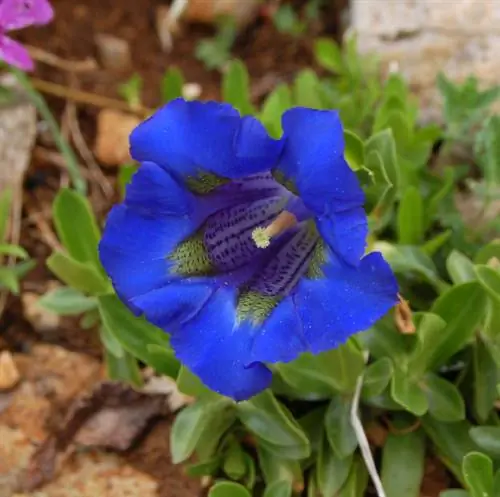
[277,108,367,264]
[130,280,215,329]
[99,163,201,304]
[294,251,398,354]
[316,207,368,267]
[130,99,283,180]
[249,296,307,364]
[170,287,273,401]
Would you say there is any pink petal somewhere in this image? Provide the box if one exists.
[0,0,54,31]
[0,35,33,70]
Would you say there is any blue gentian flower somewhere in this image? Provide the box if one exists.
[99,99,398,401]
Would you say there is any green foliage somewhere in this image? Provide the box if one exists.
[196,15,237,70]
[118,73,143,109]
[32,34,500,496]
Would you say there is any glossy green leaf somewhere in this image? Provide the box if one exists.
[298,407,326,455]
[186,458,221,478]
[440,491,470,497]
[475,240,500,265]
[38,287,97,316]
[222,60,254,116]
[428,282,488,368]
[53,189,102,271]
[314,38,343,73]
[117,163,138,198]
[237,390,310,460]
[469,427,500,458]
[263,481,292,497]
[325,396,357,458]
[397,186,424,244]
[0,266,19,294]
[105,348,143,387]
[361,357,393,398]
[316,439,352,497]
[293,69,323,109]
[176,365,215,398]
[423,373,465,422]
[473,337,499,423]
[277,342,363,397]
[391,369,428,415]
[463,452,493,497]
[0,243,28,259]
[208,481,251,497]
[337,455,369,497]
[344,130,364,171]
[422,417,478,483]
[47,252,110,295]
[426,167,455,228]
[99,324,124,358]
[98,294,176,377]
[161,66,184,102]
[145,344,180,379]
[196,406,236,462]
[260,84,291,138]
[447,251,476,285]
[475,265,500,304]
[422,230,453,257]
[171,397,231,464]
[222,440,246,480]
[257,444,303,488]
[374,242,447,292]
[381,429,425,497]
[480,115,500,186]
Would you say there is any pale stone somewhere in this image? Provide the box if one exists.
[350,0,500,117]
[0,352,20,391]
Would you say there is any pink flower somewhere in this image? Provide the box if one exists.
[0,0,53,71]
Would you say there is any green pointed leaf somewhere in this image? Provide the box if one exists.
[223,440,247,480]
[98,294,175,377]
[381,429,425,497]
[161,66,184,102]
[440,490,470,497]
[176,365,215,398]
[38,287,97,316]
[447,251,476,285]
[391,369,428,415]
[469,427,500,458]
[344,130,364,171]
[422,417,478,484]
[314,38,344,73]
[196,406,236,461]
[117,163,138,198]
[0,266,19,294]
[237,390,310,460]
[222,60,254,116]
[398,186,424,244]
[316,439,352,497]
[99,324,124,358]
[428,282,488,368]
[263,481,292,497]
[260,84,292,138]
[473,337,499,423]
[361,357,393,398]
[0,243,28,259]
[325,396,357,458]
[337,455,369,497]
[422,230,453,257]
[293,70,323,109]
[463,452,493,497]
[423,373,465,422]
[171,397,232,464]
[475,265,500,304]
[475,240,500,265]
[105,348,143,387]
[480,115,500,187]
[208,481,251,497]
[146,344,180,379]
[257,444,303,489]
[53,189,102,272]
[47,252,110,295]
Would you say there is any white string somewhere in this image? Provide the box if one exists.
[350,374,387,497]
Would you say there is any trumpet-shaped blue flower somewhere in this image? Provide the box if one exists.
[99,99,398,401]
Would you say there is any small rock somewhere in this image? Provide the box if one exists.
[94,109,140,167]
[95,34,131,71]
[184,0,261,27]
[182,83,202,101]
[22,292,60,334]
[0,351,21,390]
